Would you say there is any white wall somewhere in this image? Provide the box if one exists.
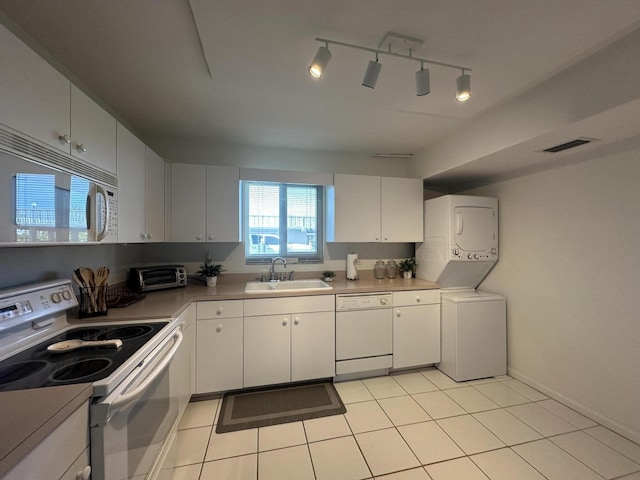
[465,147,640,443]
[148,137,414,178]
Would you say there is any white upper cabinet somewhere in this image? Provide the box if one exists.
[328,174,423,242]
[70,85,117,174]
[206,165,241,242]
[170,163,240,242]
[0,22,70,153]
[0,23,117,175]
[145,148,166,242]
[330,174,381,242]
[170,163,207,242]
[380,176,424,242]
[117,124,146,242]
[118,125,166,242]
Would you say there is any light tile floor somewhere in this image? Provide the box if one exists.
[171,368,640,479]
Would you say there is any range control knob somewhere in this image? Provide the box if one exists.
[51,292,62,303]
[61,290,72,301]
[473,254,479,259]
[380,298,388,305]
[467,254,473,259]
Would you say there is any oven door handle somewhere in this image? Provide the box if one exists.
[110,330,183,411]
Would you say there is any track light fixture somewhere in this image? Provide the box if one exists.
[308,32,472,101]
[362,53,382,89]
[415,62,430,96]
[308,43,331,79]
[456,70,471,102]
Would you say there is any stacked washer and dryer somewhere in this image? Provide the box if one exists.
[416,195,507,382]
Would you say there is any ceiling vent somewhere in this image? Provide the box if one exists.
[370,153,413,158]
[541,137,597,153]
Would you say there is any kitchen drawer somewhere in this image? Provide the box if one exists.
[244,295,334,316]
[196,300,243,319]
[393,289,440,307]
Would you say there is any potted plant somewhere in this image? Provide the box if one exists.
[322,270,336,282]
[398,258,416,279]
[197,262,224,286]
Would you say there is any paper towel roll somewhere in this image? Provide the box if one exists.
[347,253,359,280]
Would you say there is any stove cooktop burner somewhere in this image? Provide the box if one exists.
[0,322,168,392]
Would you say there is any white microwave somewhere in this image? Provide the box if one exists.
[0,144,118,244]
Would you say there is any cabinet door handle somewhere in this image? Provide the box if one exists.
[216,307,224,315]
[208,234,215,240]
[196,234,204,240]
[396,309,401,317]
[58,134,71,144]
[76,466,91,480]
[216,324,223,332]
[294,317,300,325]
[76,143,87,153]
[282,318,288,326]
[416,296,421,303]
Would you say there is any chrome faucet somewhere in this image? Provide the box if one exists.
[270,257,287,281]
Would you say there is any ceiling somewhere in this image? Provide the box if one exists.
[1,0,640,174]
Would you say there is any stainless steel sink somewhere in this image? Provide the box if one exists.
[244,279,333,294]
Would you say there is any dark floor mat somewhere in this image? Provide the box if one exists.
[216,381,346,433]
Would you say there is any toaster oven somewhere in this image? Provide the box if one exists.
[128,265,187,292]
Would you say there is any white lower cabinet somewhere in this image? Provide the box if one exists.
[244,314,291,387]
[196,300,244,393]
[291,311,335,381]
[195,290,438,393]
[244,295,335,389]
[392,290,441,369]
[3,402,90,480]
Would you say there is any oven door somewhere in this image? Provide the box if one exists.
[90,327,183,480]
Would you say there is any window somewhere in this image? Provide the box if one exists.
[244,181,323,262]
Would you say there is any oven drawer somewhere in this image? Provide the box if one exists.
[393,289,440,307]
[197,300,243,319]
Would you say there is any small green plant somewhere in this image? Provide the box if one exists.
[322,270,336,279]
[398,258,416,273]
[197,262,224,277]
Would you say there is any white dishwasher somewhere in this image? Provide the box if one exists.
[335,292,393,377]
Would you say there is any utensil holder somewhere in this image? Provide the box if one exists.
[79,285,108,318]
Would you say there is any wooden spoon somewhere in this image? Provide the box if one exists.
[78,267,97,312]
[95,266,110,311]
[72,270,85,289]
[47,338,122,353]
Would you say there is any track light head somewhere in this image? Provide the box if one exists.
[308,45,331,79]
[362,58,382,89]
[416,64,430,96]
[456,72,471,102]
